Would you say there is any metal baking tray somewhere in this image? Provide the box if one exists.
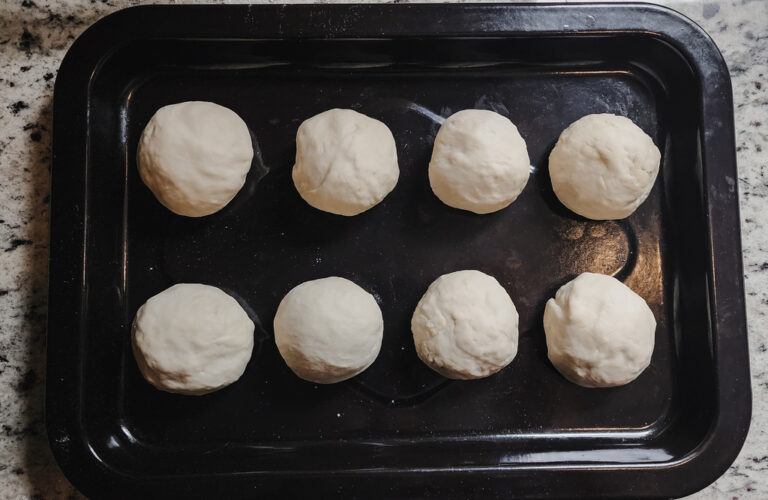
[47,3,750,498]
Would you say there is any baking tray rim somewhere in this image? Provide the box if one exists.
[46,3,750,498]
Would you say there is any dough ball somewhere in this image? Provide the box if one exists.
[543,272,656,388]
[138,101,254,217]
[292,108,399,216]
[411,270,519,379]
[274,277,383,383]
[428,109,530,214]
[132,284,255,395]
[548,113,661,220]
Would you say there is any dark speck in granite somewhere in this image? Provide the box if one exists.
[5,239,33,252]
[8,100,28,114]
[17,29,41,56]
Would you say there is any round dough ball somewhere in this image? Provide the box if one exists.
[138,101,254,217]
[132,284,255,395]
[411,270,519,379]
[548,113,661,220]
[292,108,399,216]
[428,109,530,214]
[543,272,656,388]
[274,277,383,383]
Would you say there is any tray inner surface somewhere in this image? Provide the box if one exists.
[80,36,713,474]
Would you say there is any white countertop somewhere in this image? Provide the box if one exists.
[0,0,765,498]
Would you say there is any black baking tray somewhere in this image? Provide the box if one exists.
[47,3,750,498]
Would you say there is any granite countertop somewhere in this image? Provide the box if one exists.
[0,0,765,498]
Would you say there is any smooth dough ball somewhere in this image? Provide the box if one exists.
[138,101,254,217]
[132,284,255,395]
[429,109,530,214]
[549,113,661,220]
[292,108,399,216]
[411,270,519,379]
[543,272,656,388]
[274,277,383,383]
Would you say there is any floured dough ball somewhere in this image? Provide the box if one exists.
[293,108,399,216]
[274,277,383,383]
[549,113,661,220]
[132,284,255,395]
[543,272,656,388]
[429,109,530,214]
[411,270,519,379]
[138,101,254,217]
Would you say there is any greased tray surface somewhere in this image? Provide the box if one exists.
[47,4,750,498]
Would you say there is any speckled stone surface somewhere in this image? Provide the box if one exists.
[0,0,765,498]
